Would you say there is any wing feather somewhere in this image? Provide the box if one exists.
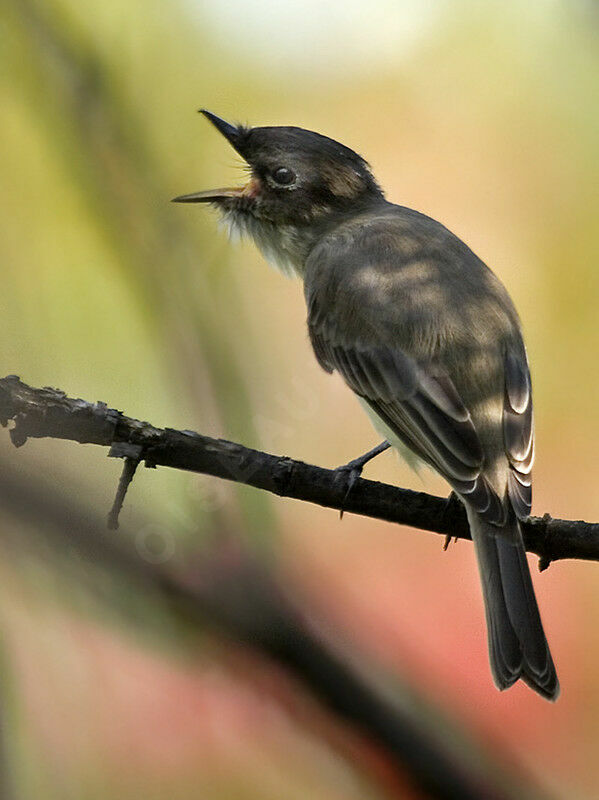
[504,349,534,519]
[311,325,493,507]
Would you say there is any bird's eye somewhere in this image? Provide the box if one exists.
[271,166,296,186]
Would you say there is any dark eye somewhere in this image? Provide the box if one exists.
[272,166,296,186]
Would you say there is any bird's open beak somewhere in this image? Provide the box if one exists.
[171,186,256,204]
[172,109,255,204]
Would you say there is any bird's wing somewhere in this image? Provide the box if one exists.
[305,221,531,526]
[310,322,506,525]
[503,350,534,519]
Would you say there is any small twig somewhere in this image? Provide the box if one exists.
[106,442,143,529]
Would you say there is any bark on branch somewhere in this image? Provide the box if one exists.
[1,375,596,569]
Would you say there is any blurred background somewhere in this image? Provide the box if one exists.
[1,0,598,797]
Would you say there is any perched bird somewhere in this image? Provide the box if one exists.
[173,110,559,700]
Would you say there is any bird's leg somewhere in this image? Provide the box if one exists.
[333,441,391,518]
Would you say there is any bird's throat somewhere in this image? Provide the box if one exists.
[220,209,315,278]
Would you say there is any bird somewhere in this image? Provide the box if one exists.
[173,110,559,700]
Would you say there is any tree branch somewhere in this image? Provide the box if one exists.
[1,375,596,568]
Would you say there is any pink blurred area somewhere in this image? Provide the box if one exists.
[1,587,419,799]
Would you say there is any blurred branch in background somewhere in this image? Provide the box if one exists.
[1,376,596,571]
[0,460,550,800]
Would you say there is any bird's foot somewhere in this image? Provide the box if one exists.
[333,441,390,519]
[442,491,463,550]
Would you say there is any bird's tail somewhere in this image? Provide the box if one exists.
[466,506,559,700]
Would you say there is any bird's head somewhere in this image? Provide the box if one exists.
[173,110,384,229]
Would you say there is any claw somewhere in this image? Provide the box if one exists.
[334,465,363,519]
[442,491,463,550]
[332,441,390,519]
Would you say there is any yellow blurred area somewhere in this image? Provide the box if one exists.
[1,0,598,797]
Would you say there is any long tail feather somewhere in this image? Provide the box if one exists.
[466,506,559,700]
